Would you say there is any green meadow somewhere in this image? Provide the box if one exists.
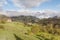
[0,21,60,40]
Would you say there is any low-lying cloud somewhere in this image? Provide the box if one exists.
[37,10,60,18]
[5,10,60,18]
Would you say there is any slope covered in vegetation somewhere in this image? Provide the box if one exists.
[0,15,60,40]
[0,21,60,40]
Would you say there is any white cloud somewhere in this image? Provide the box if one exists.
[57,4,60,8]
[0,0,7,6]
[5,9,60,18]
[0,0,8,11]
[41,9,60,17]
[33,9,60,18]
[12,0,49,8]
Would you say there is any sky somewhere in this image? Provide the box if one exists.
[0,0,60,11]
[0,0,60,18]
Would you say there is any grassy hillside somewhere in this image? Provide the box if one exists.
[0,15,60,40]
[0,21,60,40]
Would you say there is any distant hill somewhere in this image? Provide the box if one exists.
[0,14,60,27]
[11,15,60,28]
[39,16,60,25]
[0,14,7,18]
[11,15,40,23]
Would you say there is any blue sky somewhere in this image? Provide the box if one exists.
[37,0,60,10]
[0,0,60,11]
[3,0,19,11]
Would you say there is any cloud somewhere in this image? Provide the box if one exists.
[0,0,8,11]
[0,0,7,7]
[12,0,49,8]
[41,9,60,17]
[56,4,60,8]
[6,10,35,16]
[5,9,60,18]
[34,9,60,18]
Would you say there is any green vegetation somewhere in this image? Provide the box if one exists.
[0,15,60,40]
[0,21,60,40]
